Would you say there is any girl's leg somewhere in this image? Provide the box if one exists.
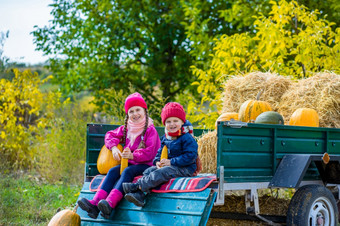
[77,165,120,219]
[100,165,121,192]
[113,164,150,194]
[98,164,150,219]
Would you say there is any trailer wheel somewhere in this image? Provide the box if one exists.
[286,184,338,226]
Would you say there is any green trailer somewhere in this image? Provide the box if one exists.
[215,120,340,225]
[77,121,340,225]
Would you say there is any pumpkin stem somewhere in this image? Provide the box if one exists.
[256,89,264,100]
[72,204,79,213]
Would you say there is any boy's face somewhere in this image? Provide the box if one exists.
[128,106,145,123]
[165,117,184,133]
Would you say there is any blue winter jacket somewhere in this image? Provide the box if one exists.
[153,120,198,174]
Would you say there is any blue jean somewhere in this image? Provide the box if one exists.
[137,165,192,193]
[101,164,150,194]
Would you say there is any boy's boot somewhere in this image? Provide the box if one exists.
[124,190,146,207]
[77,189,108,219]
[97,189,123,219]
[122,182,139,194]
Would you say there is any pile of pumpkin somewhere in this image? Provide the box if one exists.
[216,93,319,128]
[198,71,340,173]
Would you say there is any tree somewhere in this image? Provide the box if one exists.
[186,0,340,128]
[33,0,198,115]
[182,0,340,71]
[33,0,340,122]
[0,69,66,169]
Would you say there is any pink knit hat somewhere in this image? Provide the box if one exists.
[124,92,147,113]
[161,102,186,125]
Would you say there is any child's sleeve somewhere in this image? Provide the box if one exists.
[104,125,124,150]
[170,134,198,167]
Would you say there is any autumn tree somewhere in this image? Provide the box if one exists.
[186,0,340,128]
[0,69,67,168]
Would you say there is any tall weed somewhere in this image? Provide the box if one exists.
[35,102,90,184]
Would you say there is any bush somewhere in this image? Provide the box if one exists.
[0,69,65,170]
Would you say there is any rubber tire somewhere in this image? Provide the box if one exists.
[286,184,338,226]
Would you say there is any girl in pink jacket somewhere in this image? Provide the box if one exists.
[77,92,161,219]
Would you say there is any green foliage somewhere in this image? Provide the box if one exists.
[33,0,198,110]
[182,0,340,71]
[181,0,272,70]
[0,69,66,169]
[93,86,166,125]
[0,173,80,225]
[35,102,89,184]
[188,0,340,129]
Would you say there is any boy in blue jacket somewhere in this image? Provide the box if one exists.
[122,102,198,207]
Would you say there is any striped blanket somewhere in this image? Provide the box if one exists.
[90,174,216,193]
[151,174,216,193]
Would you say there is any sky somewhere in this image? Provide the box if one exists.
[0,0,53,65]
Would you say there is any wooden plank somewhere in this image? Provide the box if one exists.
[77,186,215,226]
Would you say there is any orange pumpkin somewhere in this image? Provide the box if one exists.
[97,144,123,174]
[215,112,238,129]
[48,207,80,226]
[289,108,319,127]
[238,91,272,123]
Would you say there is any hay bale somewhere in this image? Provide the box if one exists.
[197,130,217,173]
[278,72,340,127]
[222,72,292,114]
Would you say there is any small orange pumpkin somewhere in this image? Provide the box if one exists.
[97,144,123,174]
[238,91,272,123]
[289,108,319,127]
[48,206,80,226]
[215,112,239,129]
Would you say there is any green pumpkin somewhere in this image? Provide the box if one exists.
[255,111,284,125]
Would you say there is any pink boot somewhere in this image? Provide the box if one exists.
[77,189,108,219]
[89,189,108,205]
[97,189,123,219]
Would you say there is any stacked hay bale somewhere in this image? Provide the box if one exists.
[197,131,217,173]
[278,72,340,127]
[197,72,293,173]
[197,72,340,173]
[222,72,293,113]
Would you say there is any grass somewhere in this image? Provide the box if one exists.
[0,172,81,225]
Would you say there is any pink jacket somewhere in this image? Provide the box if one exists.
[104,125,161,166]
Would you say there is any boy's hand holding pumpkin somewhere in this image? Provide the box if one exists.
[160,159,171,167]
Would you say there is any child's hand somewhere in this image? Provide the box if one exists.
[156,161,162,169]
[160,159,171,167]
[122,147,134,160]
[111,146,122,161]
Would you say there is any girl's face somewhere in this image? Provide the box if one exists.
[165,117,184,133]
[128,106,145,123]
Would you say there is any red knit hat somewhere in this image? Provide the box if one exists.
[161,102,186,125]
[124,92,147,113]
